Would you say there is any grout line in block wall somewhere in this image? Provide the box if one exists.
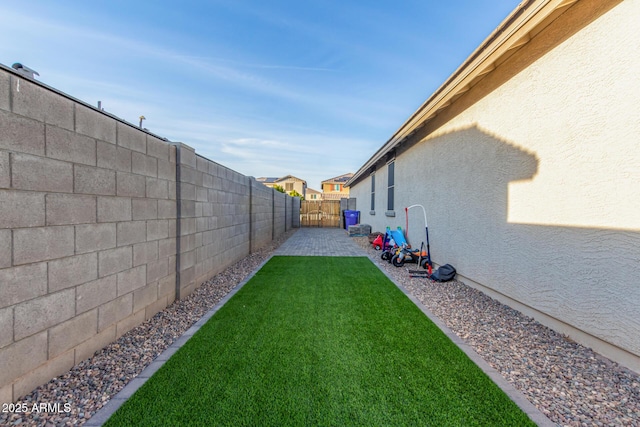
[9,75,14,112]
[8,152,13,189]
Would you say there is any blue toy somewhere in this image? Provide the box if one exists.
[380,226,406,262]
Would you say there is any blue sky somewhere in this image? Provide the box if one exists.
[1,0,519,189]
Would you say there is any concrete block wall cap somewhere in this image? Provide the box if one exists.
[1,63,173,143]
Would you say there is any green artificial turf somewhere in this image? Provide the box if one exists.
[105,256,534,426]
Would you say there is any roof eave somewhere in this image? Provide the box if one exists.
[346,0,578,188]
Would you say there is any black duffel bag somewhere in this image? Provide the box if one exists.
[429,264,456,282]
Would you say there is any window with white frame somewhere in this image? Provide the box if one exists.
[370,173,375,211]
[387,160,394,211]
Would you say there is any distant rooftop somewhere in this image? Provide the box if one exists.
[322,173,353,184]
[257,175,307,185]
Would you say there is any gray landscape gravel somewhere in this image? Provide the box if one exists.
[2,229,638,426]
[0,231,296,427]
[353,236,640,427]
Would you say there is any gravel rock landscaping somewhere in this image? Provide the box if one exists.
[352,236,640,427]
[0,230,296,427]
[3,228,638,427]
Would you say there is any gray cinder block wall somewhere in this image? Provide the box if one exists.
[250,178,276,252]
[176,147,255,298]
[291,196,301,228]
[273,190,286,237]
[0,65,299,403]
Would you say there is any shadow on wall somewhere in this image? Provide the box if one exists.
[401,124,640,359]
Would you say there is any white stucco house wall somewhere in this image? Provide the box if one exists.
[347,0,640,372]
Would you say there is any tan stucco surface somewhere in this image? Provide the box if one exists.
[351,0,640,370]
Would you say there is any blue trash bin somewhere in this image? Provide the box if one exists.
[344,210,360,229]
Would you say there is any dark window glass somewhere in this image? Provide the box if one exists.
[370,174,375,210]
[387,161,394,211]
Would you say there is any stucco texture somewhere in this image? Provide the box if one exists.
[351,0,640,366]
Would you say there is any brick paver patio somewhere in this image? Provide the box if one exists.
[273,228,367,256]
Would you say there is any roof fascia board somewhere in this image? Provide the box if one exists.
[347,0,572,187]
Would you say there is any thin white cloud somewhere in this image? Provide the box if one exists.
[0,2,423,189]
[173,55,336,72]
[1,8,315,103]
[222,137,326,156]
[2,5,409,134]
[148,115,375,188]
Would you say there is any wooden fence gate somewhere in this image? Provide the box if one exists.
[300,200,341,227]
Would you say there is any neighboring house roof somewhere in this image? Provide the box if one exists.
[256,177,279,183]
[276,175,307,185]
[257,176,308,186]
[346,0,576,188]
[322,173,353,184]
[306,188,321,195]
